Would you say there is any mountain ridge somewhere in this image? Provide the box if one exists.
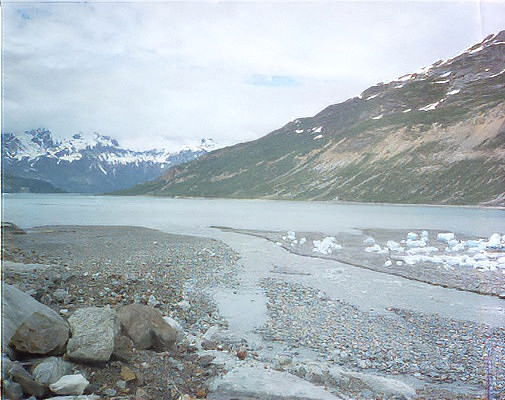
[123,31,505,206]
[2,129,216,193]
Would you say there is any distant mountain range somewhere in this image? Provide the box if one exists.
[124,31,505,206]
[1,129,216,193]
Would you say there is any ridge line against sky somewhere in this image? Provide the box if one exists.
[2,1,505,151]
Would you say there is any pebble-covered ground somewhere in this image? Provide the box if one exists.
[258,278,505,398]
[4,224,505,399]
[2,225,240,399]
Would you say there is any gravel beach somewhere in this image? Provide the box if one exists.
[2,224,504,399]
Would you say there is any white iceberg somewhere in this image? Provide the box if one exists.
[313,237,342,255]
[437,232,455,242]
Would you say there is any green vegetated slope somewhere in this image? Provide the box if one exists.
[2,175,66,193]
[123,32,505,206]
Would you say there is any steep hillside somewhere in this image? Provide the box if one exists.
[124,32,505,206]
[2,175,66,193]
[2,129,216,193]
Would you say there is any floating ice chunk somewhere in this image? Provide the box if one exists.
[406,232,418,240]
[282,236,287,241]
[420,231,429,241]
[447,89,460,96]
[313,237,342,255]
[287,231,296,241]
[299,237,306,245]
[407,246,438,255]
[487,233,502,249]
[437,232,455,242]
[473,253,488,262]
[384,260,393,267]
[402,108,412,113]
[396,261,403,266]
[386,240,401,250]
[365,244,388,254]
[406,239,426,248]
[313,135,323,140]
[363,237,376,246]
[291,239,298,245]
[465,240,481,248]
[312,126,323,133]
[295,129,304,133]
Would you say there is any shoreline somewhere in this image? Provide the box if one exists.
[2,224,504,399]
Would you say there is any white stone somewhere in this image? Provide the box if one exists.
[49,374,89,396]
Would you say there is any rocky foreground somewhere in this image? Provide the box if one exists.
[2,224,505,399]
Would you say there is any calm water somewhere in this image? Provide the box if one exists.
[2,193,504,237]
[3,194,505,327]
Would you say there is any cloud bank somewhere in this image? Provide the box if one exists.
[3,1,505,150]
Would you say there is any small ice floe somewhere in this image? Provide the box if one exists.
[437,232,455,243]
[386,240,402,251]
[311,126,323,133]
[403,108,412,113]
[295,129,304,133]
[407,232,418,240]
[486,233,504,249]
[299,237,307,245]
[363,237,376,246]
[287,231,296,241]
[313,237,342,255]
[447,89,460,96]
[406,239,426,248]
[365,244,388,254]
[384,260,393,267]
[313,135,324,140]
[420,231,429,241]
[406,246,438,255]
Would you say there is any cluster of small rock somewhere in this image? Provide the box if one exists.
[258,278,505,398]
[2,225,240,399]
[3,282,185,399]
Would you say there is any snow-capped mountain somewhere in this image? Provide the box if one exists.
[2,129,216,193]
[126,31,505,206]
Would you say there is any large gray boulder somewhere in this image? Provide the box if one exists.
[66,307,119,363]
[117,304,177,351]
[3,284,70,355]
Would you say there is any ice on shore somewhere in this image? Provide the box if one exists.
[313,237,343,255]
[366,230,505,272]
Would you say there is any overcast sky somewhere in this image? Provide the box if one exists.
[2,1,505,151]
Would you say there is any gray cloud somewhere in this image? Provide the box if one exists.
[3,1,505,150]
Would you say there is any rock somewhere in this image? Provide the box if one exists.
[117,304,177,352]
[208,366,338,399]
[102,388,117,397]
[8,362,47,398]
[147,294,160,307]
[113,335,135,363]
[49,374,89,396]
[236,346,247,360]
[66,306,119,363]
[135,388,150,400]
[32,357,73,385]
[2,380,24,400]
[3,284,70,355]
[53,289,69,303]
[2,222,26,234]
[163,316,185,342]
[46,397,100,400]
[120,366,136,382]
